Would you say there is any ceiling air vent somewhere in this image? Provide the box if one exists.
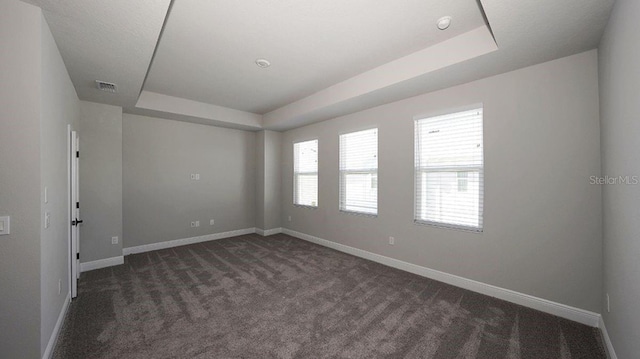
[95,80,117,93]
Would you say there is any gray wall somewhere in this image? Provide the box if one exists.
[0,2,43,357]
[598,0,640,356]
[263,131,282,230]
[256,131,266,228]
[256,130,282,230]
[1,1,80,357]
[40,13,80,355]
[123,114,256,248]
[79,101,123,262]
[281,50,603,312]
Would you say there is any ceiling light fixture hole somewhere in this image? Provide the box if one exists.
[437,16,452,30]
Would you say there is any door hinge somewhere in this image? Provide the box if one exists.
[76,151,79,158]
[76,202,80,209]
[76,253,79,260]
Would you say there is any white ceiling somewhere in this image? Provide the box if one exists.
[144,0,486,114]
[22,0,171,108]
[263,0,615,130]
[23,0,615,131]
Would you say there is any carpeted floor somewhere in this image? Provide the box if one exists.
[53,233,607,359]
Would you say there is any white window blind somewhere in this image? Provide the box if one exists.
[294,139,318,207]
[415,108,483,231]
[340,128,378,215]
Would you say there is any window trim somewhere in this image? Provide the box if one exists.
[339,128,379,216]
[293,138,319,208]
[413,106,484,233]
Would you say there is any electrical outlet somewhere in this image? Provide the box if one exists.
[210,219,215,225]
[195,221,200,227]
[389,236,395,245]
[606,293,610,313]
[111,236,118,245]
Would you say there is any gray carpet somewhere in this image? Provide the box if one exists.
[53,233,606,358]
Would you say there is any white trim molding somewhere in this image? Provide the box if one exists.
[80,256,125,273]
[599,316,618,359]
[256,228,283,237]
[123,228,256,255]
[42,292,70,359]
[282,228,601,328]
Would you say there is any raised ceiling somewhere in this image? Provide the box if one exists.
[23,0,615,131]
[22,0,171,108]
[144,0,487,114]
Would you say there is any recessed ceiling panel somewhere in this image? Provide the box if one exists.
[144,0,486,113]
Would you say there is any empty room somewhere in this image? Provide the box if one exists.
[1,0,638,358]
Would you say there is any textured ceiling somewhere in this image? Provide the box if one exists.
[22,0,171,108]
[22,0,615,131]
[263,0,616,130]
[144,0,486,114]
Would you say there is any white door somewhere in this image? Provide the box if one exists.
[70,130,81,298]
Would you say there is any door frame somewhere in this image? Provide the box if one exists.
[68,125,79,299]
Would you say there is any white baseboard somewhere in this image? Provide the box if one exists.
[256,227,283,236]
[599,316,618,359]
[42,292,70,359]
[123,228,256,255]
[282,228,601,328]
[80,256,124,272]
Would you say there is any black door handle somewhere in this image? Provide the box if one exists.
[72,219,84,226]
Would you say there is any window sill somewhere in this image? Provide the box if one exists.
[414,220,483,233]
[340,210,378,218]
[294,204,318,209]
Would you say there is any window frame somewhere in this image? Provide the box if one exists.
[293,139,319,208]
[413,107,484,232]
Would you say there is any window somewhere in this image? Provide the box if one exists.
[293,139,318,207]
[339,128,378,215]
[414,108,483,231]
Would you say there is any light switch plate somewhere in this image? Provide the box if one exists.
[0,216,9,235]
